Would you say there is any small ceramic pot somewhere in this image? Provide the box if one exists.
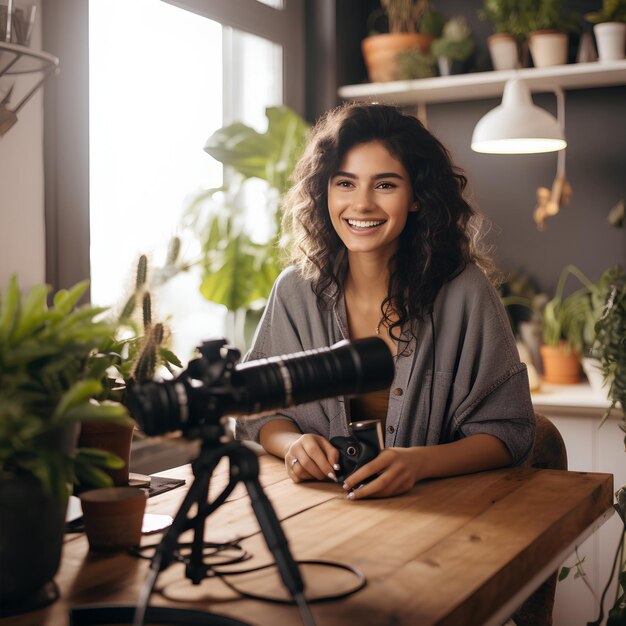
[594,22,626,62]
[528,30,568,68]
[487,33,519,71]
[80,487,147,552]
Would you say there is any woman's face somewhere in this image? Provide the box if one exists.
[327,140,414,258]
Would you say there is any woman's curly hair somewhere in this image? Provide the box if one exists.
[282,102,496,340]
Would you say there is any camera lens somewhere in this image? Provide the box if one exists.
[227,337,394,416]
[126,337,394,437]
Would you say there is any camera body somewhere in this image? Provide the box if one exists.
[330,419,384,483]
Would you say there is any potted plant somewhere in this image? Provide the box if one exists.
[0,277,130,615]
[479,0,524,70]
[540,264,597,384]
[522,0,581,67]
[431,15,476,76]
[585,0,626,62]
[361,0,445,82]
[185,105,309,350]
[79,251,183,486]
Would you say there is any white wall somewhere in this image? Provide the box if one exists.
[0,0,45,291]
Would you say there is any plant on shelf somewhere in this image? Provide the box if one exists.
[585,0,626,62]
[431,15,476,75]
[518,0,581,68]
[397,49,437,79]
[0,276,130,613]
[479,0,524,70]
[185,106,309,350]
[585,0,626,24]
[362,0,445,82]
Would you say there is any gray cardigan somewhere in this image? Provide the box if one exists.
[235,264,535,465]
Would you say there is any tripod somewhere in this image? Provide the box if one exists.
[133,427,315,626]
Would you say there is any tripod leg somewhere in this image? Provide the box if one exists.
[233,447,304,599]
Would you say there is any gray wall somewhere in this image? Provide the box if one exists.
[318,0,626,295]
[427,88,626,294]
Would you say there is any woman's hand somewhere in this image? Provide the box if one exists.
[341,447,425,499]
[285,434,341,484]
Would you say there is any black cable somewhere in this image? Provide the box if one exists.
[587,503,626,626]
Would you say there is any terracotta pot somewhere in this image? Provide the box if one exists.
[540,343,581,384]
[362,33,435,82]
[80,487,147,552]
[528,30,568,67]
[78,421,135,485]
[487,33,519,70]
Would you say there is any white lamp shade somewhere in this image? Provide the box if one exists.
[471,79,567,154]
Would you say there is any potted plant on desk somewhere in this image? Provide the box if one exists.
[79,252,183,486]
[0,277,130,616]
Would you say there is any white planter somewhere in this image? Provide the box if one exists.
[594,22,626,62]
[487,33,519,71]
[581,357,607,394]
[528,31,568,67]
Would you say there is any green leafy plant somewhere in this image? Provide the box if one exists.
[521,0,580,33]
[376,0,445,35]
[0,277,131,505]
[595,265,626,427]
[542,265,597,353]
[585,0,626,24]
[431,16,476,62]
[397,49,437,78]
[479,0,526,35]
[480,0,579,37]
[184,106,309,347]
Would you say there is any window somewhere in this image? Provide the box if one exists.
[68,0,303,359]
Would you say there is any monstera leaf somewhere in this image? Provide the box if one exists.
[203,105,309,193]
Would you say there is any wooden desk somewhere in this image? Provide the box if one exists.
[1,456,614,626]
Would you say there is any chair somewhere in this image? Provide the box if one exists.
[512,412,568,626]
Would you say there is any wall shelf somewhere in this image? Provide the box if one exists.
[0,41,58,77]
[338,60,626,105]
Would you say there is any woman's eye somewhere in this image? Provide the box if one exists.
[336,180,353,188]
[377,182,395,190]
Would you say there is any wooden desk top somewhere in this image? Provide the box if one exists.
[1,455,614,626]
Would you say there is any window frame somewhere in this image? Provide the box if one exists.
[43,0,304,293]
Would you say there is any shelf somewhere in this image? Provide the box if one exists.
[0,41,59,76]
[531,382,611,410]
[338,60,626,106]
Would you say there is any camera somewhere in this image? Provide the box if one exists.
[331,420,384,483]
[126,337,394,441]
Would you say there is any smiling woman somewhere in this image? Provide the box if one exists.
[235,102,536,501]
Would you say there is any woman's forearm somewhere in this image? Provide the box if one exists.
[259,418,303,458]
[417,434,513,480]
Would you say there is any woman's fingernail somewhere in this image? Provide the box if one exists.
[327,472,337,482]
[346,491,355,500]
[342,482,350,490]
[333,464,341,471]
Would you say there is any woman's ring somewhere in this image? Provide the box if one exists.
[290,458,299,467]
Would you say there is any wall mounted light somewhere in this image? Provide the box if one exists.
[471,78,571,230]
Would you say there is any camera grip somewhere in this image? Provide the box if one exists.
[330,435,380,484]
